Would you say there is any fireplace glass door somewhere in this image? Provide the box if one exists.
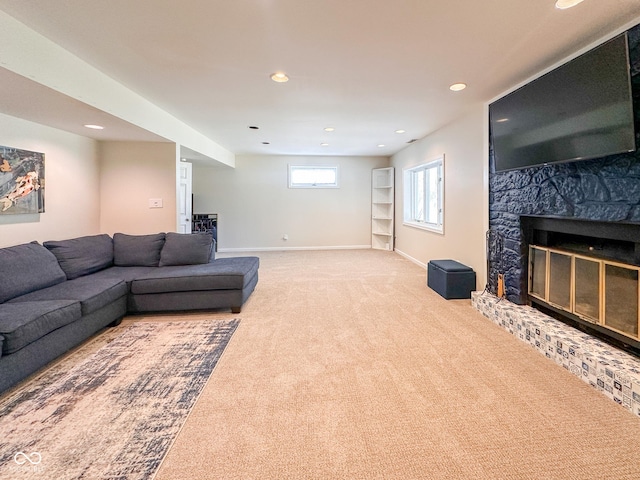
[548,251,572,310]
[574,256,600,323]
[604,263,639,338]
[529,246,547,300]
[528,245,640,343]
[529,246,572,312]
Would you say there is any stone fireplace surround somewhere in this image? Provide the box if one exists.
[488,23,640,307]
[482,22,640,415]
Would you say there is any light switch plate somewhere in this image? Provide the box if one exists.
[149,198,163,208]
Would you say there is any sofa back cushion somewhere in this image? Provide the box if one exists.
[44,234,114,280]
[0,242,67,303]
[113,233,165,266]
[159,232,214,266]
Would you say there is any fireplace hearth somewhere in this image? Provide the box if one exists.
[472,291,640,417]
[521,215,640,357]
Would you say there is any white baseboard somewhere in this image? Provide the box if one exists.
[394,248,427,269]
[218,244,372,253]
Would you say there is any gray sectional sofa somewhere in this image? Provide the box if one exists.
[0,232,259,394]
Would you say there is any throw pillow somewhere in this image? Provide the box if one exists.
[113,233,165,266]
[44,234,113,280]
[159,232,213,266]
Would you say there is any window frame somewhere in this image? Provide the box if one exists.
[288,165,340,189]
[402,155,444,234]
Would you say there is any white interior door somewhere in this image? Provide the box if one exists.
[178,161,192,233]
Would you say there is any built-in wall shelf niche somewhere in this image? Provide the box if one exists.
[371,167,394,251]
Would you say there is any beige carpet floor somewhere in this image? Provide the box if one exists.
[148,249,640,480]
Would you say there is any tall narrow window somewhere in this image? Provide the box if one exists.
[288,165,339,188]
[403,156,444,233]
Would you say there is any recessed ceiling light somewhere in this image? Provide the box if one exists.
[395,129,406,134]
[320,143,329,147]
[248,125,259,130]
[270,72,289,83]
[324,127,335,132]
[449,83,467,91]
[262,142,270,145]
[84,124,104,130]
[377,144,385,148]
[555,0,584,9]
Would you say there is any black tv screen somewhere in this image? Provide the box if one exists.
[490,33,636,172]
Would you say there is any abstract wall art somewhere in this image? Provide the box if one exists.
[0,145,45,215]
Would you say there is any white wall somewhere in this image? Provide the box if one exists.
[391,105,487,288]
[99,141,177,235]
[193,155,389,250]
[0,113,100,247]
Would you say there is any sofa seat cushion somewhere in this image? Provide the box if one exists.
[87,266,159,287]
[9,277,127,315]
[131,257,260,294]
[0,242,67,303]
[0,300,81,354]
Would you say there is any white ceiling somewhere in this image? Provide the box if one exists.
[0,0,639,158]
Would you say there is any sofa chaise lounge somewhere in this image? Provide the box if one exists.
[0,232,259,394]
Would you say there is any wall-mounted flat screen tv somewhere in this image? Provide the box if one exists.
[490,32,636,172]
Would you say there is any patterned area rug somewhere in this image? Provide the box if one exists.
[0,318,240,480]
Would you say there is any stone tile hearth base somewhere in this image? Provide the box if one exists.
[471,291,640,418]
